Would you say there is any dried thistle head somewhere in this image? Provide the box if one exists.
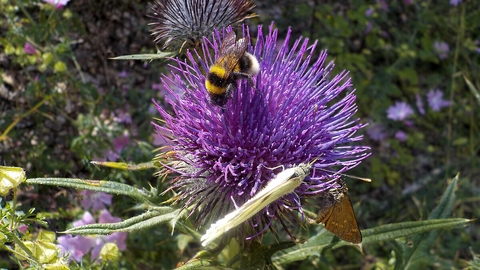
[148,0,256,52]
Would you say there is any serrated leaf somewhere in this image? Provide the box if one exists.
[26,177,154,204]
[272,218,471,267]
[110,52,175,61]
[64,208,180,235]
[272,228,341,265]
[355,218,470,247]
[402,174,460,270]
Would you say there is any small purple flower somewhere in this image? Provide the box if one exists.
[415,93,425,115]
[365,21,373,35]
[151,83,162,91]
[366,123,387,142]
[427,89,451,111]
[394,130,407,142]
[113,110,132,124]
[154,25,370,244]
[57,234,93,262]
[43,0,70,9]
[90,210,127,261]
[23,42,37,55]
[17,224,28,234]
[113,135,130,151]
[59,210,127,262]
[376,0,389,11]
[433,41,449,60]
[81,190,113,212]
[387,101,414,121]
[365,8,374,17]
[450,0,462,6]
[73,211,95,227]
[118,70,128,78]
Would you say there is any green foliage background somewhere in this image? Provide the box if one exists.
[1,0,479,269]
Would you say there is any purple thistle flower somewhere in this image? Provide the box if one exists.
[148,0,256,51]
[153,25,370,243]
[387,101,414,121]
[427,88,451,111]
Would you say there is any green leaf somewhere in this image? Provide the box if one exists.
[272,218,471,266]
[272,228,344,266]
[402,174,461,269]
[464,75,480,105]
[64,207,181,235]
[26,177,155,204]
[110,51,175,61]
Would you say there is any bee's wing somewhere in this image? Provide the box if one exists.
[218,31,238,56]
[219,32,249,77]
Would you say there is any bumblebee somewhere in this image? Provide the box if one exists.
[205,31,260,107]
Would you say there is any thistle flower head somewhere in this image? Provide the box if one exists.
[148,0,256,51]
[154,24,370,243]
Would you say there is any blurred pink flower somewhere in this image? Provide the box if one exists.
[114,109,132,124]
[387,101,414,121]
[90,210,127,261]
[113,135,130,152]
[365,8,374,17]
[17,224,28,233]
[118,70,128,78]
[433,41,449,60]
[366,123,387,142]
[58,210,127,263]
[427,89,451,111]
[365,21,373,34]
[43,0,70,9]
[81,190,113,212]
[23,42,37,55]
[57,235,93,262]
[394,130,407,142]
[376,0,389,11]
[73,211,95,227]
[415,93,425,115]
[450,0,462,6]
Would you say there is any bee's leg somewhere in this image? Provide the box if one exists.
[246,76,259,92]
[226,83,236,99]
[236,72,259,92]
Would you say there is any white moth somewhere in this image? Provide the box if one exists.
[201,162,314,247]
